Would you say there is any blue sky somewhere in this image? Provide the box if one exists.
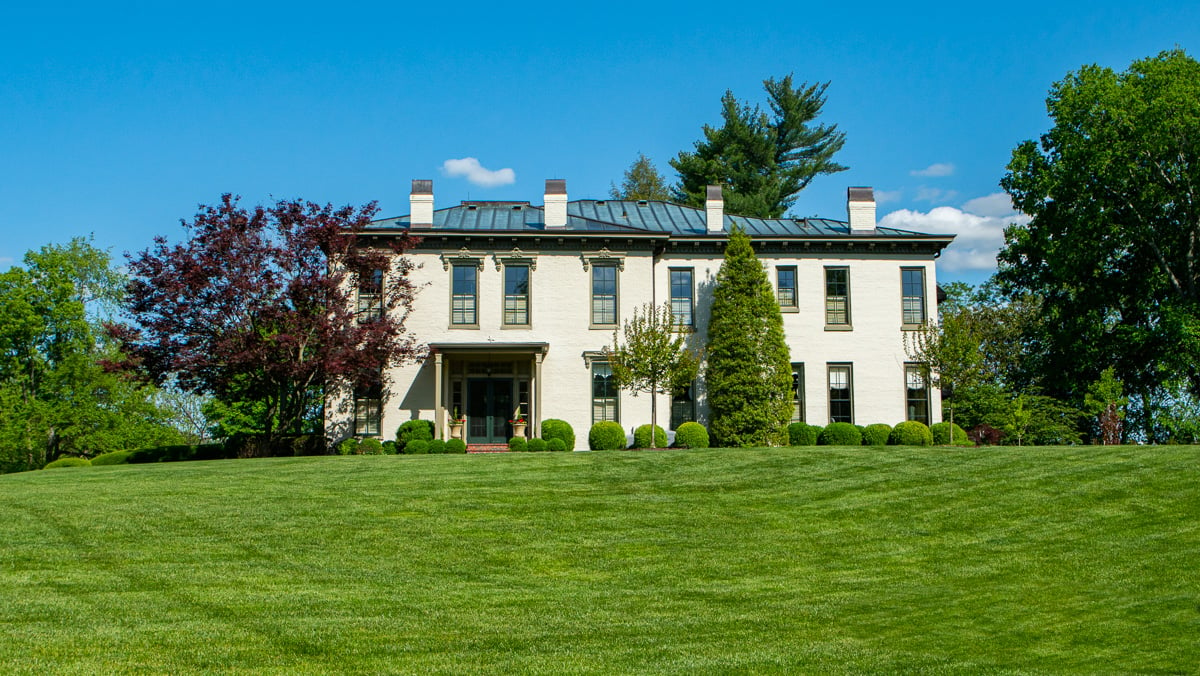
[2,1,1198,286]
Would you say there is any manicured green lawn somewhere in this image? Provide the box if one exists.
[1,446,1197,674]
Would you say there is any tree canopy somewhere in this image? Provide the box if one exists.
[671,75,847,218]
[122,195,422,442]
[610,154,671,201]
[998,50,1200,421]
[705,225,792,446]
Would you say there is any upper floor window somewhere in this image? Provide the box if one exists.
[356,269,383,322]
[828,363,853,424]
[906,363,931,425]
[902,268,927,326]
[503,264,530,326]
[670,268,694,328]
[451,264,478,326]
[825,267,850,327]
[777,266,797,310]
[592,265,618,326]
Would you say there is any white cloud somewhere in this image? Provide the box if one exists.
[910,162,956,177]
[915,186,959,203]
[874,189,903,205]
[441,157,516,187]
[878,193,1031,272]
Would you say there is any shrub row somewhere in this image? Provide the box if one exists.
[585,422,712,450]
[784,420,969,447]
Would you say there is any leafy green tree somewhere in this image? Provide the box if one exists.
[999,50,1200,435]
[705,225,792,446]
[671,74,847,218]
[1084,367,1128,445]
[610,153,670,201]
[606,302,700,449]
[903,297,984,432]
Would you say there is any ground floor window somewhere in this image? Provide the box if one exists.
[791,363,805,423]
[906,363,930,425]
[592,362,619,424]
[670,382,695,430]
[353,382,382,436]
[828,363,853,424]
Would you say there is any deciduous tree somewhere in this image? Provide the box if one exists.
[671,75,847,218]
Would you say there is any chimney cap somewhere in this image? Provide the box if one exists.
[847,186,874,202]
[706,185,724,201]
[545,179,567,195]
[411,179,433,195]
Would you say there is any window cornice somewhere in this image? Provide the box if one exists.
[580,248,626,272]
[440,247,486,271]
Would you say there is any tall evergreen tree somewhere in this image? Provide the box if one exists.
[610,154,671,201]
[671,75,847,218]
[705,225,792,446]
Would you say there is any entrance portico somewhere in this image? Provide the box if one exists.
[429,343,548,442]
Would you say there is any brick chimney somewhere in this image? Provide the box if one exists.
[705,185,724,233]
[410,179,434,228]
[544,179,567,228]
[847,186,876,233]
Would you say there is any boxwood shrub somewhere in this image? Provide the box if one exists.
[818,422,863,446]
[508,437,528,452]
[540,419,575,451]
[862,423,893,446]
[405,439,430,455]
[337,438,358,455]
[397,420,434,449]
[673,422,709,449]
[788,422,821,446]
[44,457,90,469]
[889,420,934,446]
[546,438,567,452]
[527,438,548,452]
[632,424,668,449]
[445,439,467,454]
[426,439,447,454]
[359,438,384,455]
[589,421,626,451]
[382,440,398,454]
[931,422,969,445]
[90,451,132,466]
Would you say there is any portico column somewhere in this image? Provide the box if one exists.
[434,352,444,440]
[534,351,544,438]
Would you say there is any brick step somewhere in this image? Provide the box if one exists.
[467,444,510,454]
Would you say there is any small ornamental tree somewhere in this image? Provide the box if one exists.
[606,302,700,449]
[1084,367,1127,445]
[122,195,422,443]
[705,225,793,446]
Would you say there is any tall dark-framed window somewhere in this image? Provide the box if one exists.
[825,267,850,327]
[353,380,383,436]
[670,268,694,328]
[592,362,619,424]
[451,264,478,326]
[592,264,618,326]
[777,266,798,310]
[356,269,383,322]
[902,267,927,326]
[906,363,931,425]
[503,264,530,326]
[670,382,695,430]
[828,363,853,424]
[791,363,805,423]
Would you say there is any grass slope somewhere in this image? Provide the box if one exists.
[1,446,1197,674]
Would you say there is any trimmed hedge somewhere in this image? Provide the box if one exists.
[862,423,893,446]
[674,422,709,449]
[788,422,821,446]
[527,438,548,452]
[589,422,626,451]
[90,451,132,466]
[337,439,358,455]
[540,419,575,452]
[819,422,863,446]
[426,439,447,454]
[931,422,969,446]
[632,424,668,449]
[889,421,934,446]
[397,420,434,450]
[405,440,430,455]
[508,437,528,452]
[382,440,398,455]
[546,438,567,452]
[445,439,467,454]
[44,457,90,469]
[359,438,384,455]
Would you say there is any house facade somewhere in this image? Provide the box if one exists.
[328,179,954,449]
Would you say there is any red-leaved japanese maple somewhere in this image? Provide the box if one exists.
[122,194,421,442]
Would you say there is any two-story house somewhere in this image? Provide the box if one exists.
[328,179,954,449]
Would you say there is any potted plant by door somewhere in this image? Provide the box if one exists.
[449,408,467,440]
[509,407,528,439]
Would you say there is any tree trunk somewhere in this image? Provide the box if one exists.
[649,379,657,449]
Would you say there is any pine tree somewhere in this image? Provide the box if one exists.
[671,75,847,218]
[610,154,670,201]
[705,225,793,446]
